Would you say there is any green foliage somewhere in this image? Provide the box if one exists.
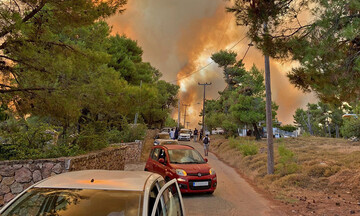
[0,0,179,159]
[228,137,258,156]
[228,0,360,104]
[107,123,147,143]
[164,116,177,128]
[0,117,70,160]
[276,144,298,176]
[209,57,278,139]
[279,124,297,132]
[341,117,360,138]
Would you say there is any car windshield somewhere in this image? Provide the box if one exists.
[168,149,205,164]
[1,188,143,216]
[179,130,190,134]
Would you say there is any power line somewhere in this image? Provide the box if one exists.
[241,41,253,62]
[169,35,248,84]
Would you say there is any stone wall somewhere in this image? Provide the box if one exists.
[0,145,129,207]
[111,141,143,163]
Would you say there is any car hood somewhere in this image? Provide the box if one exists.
[170,163,211,174]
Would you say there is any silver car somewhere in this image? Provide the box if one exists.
[0,170,185,216]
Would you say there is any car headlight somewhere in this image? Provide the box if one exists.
[209,168,216,175]
[176,169,187,176]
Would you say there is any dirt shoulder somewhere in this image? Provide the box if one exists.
[209,135,360,216]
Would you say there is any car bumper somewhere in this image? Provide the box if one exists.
[175,175,217,193]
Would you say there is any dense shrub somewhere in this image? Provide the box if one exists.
[341,117,360,138]
[107,123,147,143]
[228,137,258,156]
[276,144,299,176]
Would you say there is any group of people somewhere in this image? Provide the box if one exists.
[169,128,179,140]
[167,127,210,156]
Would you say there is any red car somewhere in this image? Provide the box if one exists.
[145,144,217,194]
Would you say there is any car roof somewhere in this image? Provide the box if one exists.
[35,170,160,191]
[163,144,194,150]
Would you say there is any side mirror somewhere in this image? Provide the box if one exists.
[204,158,208,162]
[158,158,165,164]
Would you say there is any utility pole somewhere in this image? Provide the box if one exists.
[186,121,190,128]
[183,104,190,128]
[198,82,212,135]
[177,99,181,128]
[264,22,274,174]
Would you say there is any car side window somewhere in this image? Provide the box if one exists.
[148,183,160,216]
[152,148,160,160]
[158,149,167,163]
[151,180,183,216]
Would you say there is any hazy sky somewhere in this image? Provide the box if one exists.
[107,0,317,128]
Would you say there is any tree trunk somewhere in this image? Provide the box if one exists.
[307,110,313,135]
[328,124,331,137]
[264,22,274,175]
[252,123,261,140]
[335,124,339,138]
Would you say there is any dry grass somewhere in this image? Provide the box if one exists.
[210,135,360,215]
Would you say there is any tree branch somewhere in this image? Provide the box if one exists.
[0,87,55,94]
[0,0,46,38]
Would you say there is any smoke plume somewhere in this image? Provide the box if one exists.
[107,0,317,128]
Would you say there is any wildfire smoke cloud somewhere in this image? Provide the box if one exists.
[107,0,316,128]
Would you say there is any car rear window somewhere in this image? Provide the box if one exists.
[2,188,143,216]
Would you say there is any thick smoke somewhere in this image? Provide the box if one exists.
[107,0,317,128]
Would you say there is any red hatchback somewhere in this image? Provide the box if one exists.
[145,144,217,194]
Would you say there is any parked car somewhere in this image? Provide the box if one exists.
[154,132,171,145]
[211,128,224,135]
[145,144,217,194]
[178,129,191,141]
[0,170,186,216]
[160,127,173,133]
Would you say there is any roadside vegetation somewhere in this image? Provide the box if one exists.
[210,135,360,215]
[0,1,178,160]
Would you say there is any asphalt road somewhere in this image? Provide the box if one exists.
[181,140,282,216]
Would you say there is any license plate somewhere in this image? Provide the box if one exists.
[193,181,208,187]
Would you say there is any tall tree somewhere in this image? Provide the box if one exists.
[228,0,283,174]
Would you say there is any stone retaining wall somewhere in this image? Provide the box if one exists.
[0,144,132,207]
[111,141,143,163]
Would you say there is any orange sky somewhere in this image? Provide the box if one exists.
[107,0,317,128]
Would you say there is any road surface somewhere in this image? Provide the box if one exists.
[125,140,284,216]
[180,140,283,216]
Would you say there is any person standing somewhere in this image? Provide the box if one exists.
[202,134,210,156]
[174,127,179,140]
[199,130,203,141]
[170,128,175,140]
[193,128,198,142]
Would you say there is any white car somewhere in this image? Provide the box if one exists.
[211,128,224,135]
[178,129,191,141]
[0,170,185,216]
